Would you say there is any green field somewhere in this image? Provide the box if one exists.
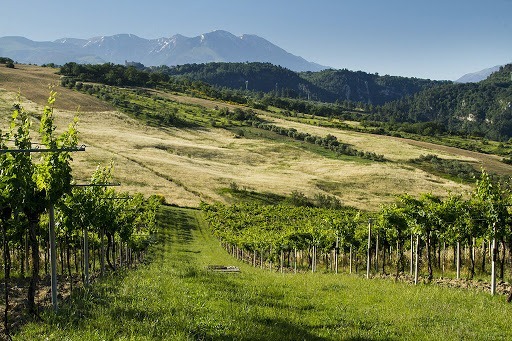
[15,206,512,340]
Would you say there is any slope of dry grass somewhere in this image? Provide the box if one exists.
[0,65,477,211]
[160,90,512,174]
[70,108,469,210]
[0,64,112,112]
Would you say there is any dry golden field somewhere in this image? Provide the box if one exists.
[159,90,511,173]
[2,64,505,211]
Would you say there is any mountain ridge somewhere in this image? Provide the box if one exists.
[455,65,504,83]
[159,62,447,105]
[0,31,327,72]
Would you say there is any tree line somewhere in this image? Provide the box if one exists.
[248,120,386,162]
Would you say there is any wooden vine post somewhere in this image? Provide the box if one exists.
[491,222,497,295]
[410,234,414,276]
[48,204,58,311]
[414,235,419,285]
[375,232,379,273]
[456,241,461,280]
[84,226,89,286]
[335,236,339,274]
[349,245,352,274]
[294,248,297,274]
[366,219,372,279]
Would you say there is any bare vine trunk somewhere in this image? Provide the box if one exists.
[2,207,12,339]
[27,216,40,314]
[500,240,506,281]
[106,233,115,271]
[481,240,486,273]
[426,233,433,281]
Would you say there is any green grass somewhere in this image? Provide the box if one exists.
[234,126,372,164]
[14,206,512,340]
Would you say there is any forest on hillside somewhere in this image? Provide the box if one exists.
[152,62,446,105]
[373,64,512,140]
[58,61,512,141]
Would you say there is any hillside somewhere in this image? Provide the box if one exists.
[152,62,446,105]
[374,64,512,141]
[456,65,502,83]
[300,68,446,104]
[3,64,512,211]
[157,62,330,99]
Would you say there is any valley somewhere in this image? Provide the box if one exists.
[2,64,512,340]
[2,1,512,338]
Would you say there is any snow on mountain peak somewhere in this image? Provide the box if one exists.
[0,31,328,72]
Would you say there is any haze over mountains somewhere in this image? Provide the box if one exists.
[0,30,327,72]
[1,29,509,81]
[455,65,504,83]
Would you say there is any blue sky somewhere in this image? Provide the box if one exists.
[1,0,511,80]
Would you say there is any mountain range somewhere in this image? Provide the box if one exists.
[0,30,327,72]
[455,65,504,83]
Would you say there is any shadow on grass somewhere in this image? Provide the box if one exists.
[14,206,387,340]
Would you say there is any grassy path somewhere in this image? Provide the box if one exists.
[15,206,512,340]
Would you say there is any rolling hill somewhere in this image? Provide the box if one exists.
[3,64,512,211]
[375,64,512,140]
[147,62,446,105]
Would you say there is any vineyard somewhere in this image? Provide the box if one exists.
[203,170,512,297]
[14,206,512,340]
[0,94,161,338]
[2,64,512,338]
